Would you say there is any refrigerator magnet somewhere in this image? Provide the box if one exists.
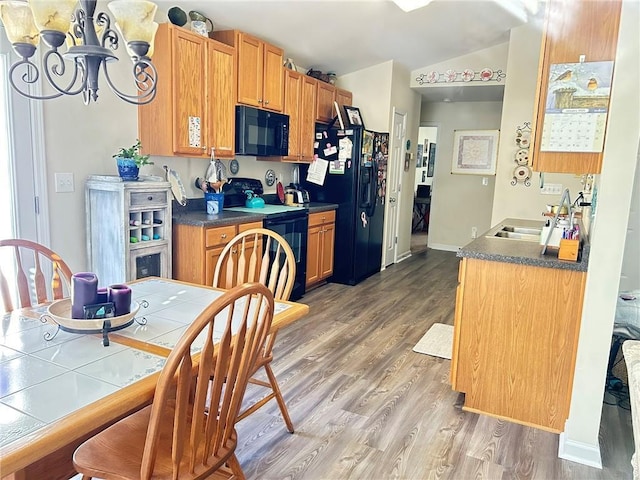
[324,146,337,156]
[316,133,323,140]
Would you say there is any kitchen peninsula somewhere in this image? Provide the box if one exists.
[450,218,589,432]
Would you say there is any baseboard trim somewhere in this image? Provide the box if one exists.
[396,251,411,263]
[427,243,460,252]
[558,432,602,469]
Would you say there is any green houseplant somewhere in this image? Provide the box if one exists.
[114,139,153,180]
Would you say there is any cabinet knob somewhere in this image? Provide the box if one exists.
[221,233,227,239]
[202,145,207,151]
[264,100,269,105]
[258,98,263,103]
[232,248,237,254]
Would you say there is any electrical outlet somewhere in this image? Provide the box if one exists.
[482,177,488,186]
[471,226,478,239]
[541,183,563,195]
[55,173,74,193]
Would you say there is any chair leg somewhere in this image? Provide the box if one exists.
[264,363,294,433]
[227,454,246,480]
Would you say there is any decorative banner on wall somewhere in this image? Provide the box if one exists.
[416,68,506,85]
[451,130,500,175]
[540,60,614,153]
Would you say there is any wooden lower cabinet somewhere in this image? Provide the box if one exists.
[450,257,586,433]
[306,210,336,287]
[173,221,262,286]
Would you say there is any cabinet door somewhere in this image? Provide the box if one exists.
[335,88,352,112]
[283,69,303,161]
[172,29,208,156]
[530,0,622,174]
[205,245,227,287]
[319,221,335,279]
[300,76,318,162]
[316,82,336,123]
[237,32,263,107]
[262,44,285,112]
[207,40,236,158]
[306,225,321,287]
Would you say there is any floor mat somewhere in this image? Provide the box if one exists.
[413,323,453,359]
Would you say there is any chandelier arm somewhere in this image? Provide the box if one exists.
[7,60,63,100]
[102,59,158,105]
[41,50,87,97]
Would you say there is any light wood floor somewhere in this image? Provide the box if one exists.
[235,248,634,480]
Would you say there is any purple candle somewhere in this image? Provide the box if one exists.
[96,287,109,304]
[108,284,132,316]
[71,273,98,319]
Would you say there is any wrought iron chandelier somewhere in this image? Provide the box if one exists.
[0,0,158,105]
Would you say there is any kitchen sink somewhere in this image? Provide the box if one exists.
[489,225,542,242]
[500,225,542,235]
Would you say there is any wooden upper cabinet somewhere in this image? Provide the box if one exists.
[138,24,235,159]
[300,75,318,161]
[172,29,207,156]
[207,41,236,158]
[335,88,352,113]
[283,69,303,162]
[213,30,285,113]
[262,43,285,112]
[316,81,336,123]
[281,69,317,163]
[530,0,622,174]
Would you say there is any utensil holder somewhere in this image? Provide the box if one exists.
[205,192,224,214]
[558,239,580,262]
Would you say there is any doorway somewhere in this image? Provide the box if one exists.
[383,109,405,267]
[411,125,437,253]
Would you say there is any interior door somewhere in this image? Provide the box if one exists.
[384,109,404,267]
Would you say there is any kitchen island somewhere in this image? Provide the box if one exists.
[451,218,589,433]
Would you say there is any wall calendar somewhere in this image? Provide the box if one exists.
[540,60,614,153]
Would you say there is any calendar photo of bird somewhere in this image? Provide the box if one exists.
[554,69,573,82]
[587,77,599,91]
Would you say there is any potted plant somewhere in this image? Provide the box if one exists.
[113,139,153,181]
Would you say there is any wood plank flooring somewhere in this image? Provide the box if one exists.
[235,249,634,480]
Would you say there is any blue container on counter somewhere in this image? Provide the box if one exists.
[205,192,224,214]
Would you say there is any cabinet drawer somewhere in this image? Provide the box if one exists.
[205,225,237,248]
[130,191,168,207]
[238,221,262,233]
[308,210,335,227]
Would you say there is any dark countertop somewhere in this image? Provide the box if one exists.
[172,199,338,227]
[457,217,590,272]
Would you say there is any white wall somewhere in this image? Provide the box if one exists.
[491,22,584,226]
[560,0,640,466]
[420,101,502,250]
[416,126,438,190]
[339,60,421,262]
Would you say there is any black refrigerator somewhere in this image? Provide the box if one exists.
[300,125,388,285]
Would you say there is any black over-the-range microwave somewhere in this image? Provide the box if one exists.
[235,105,289,156]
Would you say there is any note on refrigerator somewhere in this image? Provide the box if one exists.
[306,158,328,185]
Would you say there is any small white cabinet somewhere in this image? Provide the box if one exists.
[86,175,172,287]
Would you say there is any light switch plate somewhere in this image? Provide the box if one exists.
[55,173,74,193]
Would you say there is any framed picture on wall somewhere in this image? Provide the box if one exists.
[343,106,365,128]
[427,143,436,177]
[451,130,499,175]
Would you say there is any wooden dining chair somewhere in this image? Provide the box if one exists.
[73,282,275,480]
[0,238,73,313]
[213,227,296,433]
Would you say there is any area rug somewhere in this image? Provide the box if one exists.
[412,323,453,359]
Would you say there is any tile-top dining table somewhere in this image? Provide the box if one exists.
[0,277,309,480]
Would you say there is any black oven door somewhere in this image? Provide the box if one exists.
[263,212,308,301]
